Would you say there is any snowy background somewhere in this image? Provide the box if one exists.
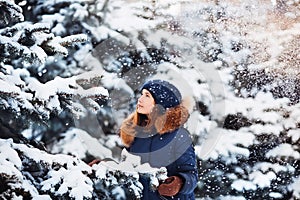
[0,0,299,199]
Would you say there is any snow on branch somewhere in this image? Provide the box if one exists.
[27,74,108,117]
[0,68,108,122]
[43,34,88,56]
[290,176,300,199]
[24,23,50,34]
[0,138,92,199]
[92,148,168,194]
[59,34,88,46]
[41,167,94,199]
[266,143,300,160]
[199,128,255,163]
[0,21,87,64]
[0,138,161,199]
[51,128,112,160]
[0,0,24,28]
[75,69,104,88]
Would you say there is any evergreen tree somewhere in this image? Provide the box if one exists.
[0,0,93,146]
[179,1,300,199]
[0,0,195,199]
[1,0,300,199]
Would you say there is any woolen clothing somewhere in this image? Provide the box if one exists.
[141,79,182,109]
[128,127,198,200]
[120,104,198,199]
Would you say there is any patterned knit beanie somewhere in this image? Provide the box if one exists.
[141,79,182,109]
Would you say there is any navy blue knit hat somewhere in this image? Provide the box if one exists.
[141,79,182,109]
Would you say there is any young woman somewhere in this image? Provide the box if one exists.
[120,79,198,200]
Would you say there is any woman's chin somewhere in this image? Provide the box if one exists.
[137,109,147,115]
[137,110,143,114]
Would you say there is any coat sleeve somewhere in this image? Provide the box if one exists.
[173,128,198,195]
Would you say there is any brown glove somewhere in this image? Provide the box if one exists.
[88,159,101,167]
[158,176,183,197]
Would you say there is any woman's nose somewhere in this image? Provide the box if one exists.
[138,95,143,102]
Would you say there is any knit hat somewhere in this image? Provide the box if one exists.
[141,79,182,109]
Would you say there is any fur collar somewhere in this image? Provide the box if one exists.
[120,104,189,147]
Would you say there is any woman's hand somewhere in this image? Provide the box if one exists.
[158,176,183,197]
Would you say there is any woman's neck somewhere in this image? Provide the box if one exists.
[138,113,149,127]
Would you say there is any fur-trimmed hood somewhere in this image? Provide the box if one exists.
[120,104,190,147]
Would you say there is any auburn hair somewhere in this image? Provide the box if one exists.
[120,104,189,147]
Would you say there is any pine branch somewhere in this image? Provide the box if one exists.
[1,22,87,63]
[0,0,24,28]
[41,34,87,56]
[59,34,88,47]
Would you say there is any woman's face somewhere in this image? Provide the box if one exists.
[137,89,155,115]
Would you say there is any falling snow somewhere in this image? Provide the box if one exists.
[0,0,300,199]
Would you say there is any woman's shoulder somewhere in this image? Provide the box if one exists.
[176,127,190,133]
[173,127,190,136]
[173,127,193,144]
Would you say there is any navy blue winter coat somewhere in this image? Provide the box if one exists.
[120,105,198,200]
